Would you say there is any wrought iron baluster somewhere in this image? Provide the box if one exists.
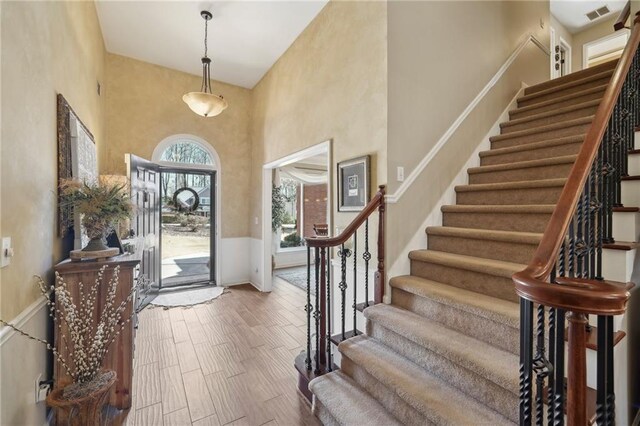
[363,219,371,308]
[305,247,312,371]
[520,298,534,425]
[339,244,349,340]
[550,265,566,426]
[568,220,576,278]
[322,247,332,372]
[314,247,321,374]
[596,315,616,425]
[603,124,615,244]
[353,232,357,336]
[533,304,549,425]
[596,145,605,279]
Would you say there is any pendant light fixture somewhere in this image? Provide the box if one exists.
[183,10,228,117]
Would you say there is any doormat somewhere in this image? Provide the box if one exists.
[150,286,226,308]
[274,266,316,295]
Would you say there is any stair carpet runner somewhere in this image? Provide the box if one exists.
[308,60,620,425]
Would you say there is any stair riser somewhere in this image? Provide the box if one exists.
[468,162,574,185]
[628,153,640,176]
[456,186,563,205]
[502,105,599,134]
[391,287,519,355]
[518,77,611,107]
[622,180,640,207]
[311,399,339,426]
[410,259,518,303]
[427,234,538,264]
[366,322,519,422]
[612,211,640,243]
[491,123,591,150]
[510,89,605,120]
[340,356,429,426]
[602,247,636,283]
[480,141,582,166]
[524,63,616,95]
[442,211,552,233]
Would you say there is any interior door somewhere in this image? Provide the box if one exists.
[127,154,161,310]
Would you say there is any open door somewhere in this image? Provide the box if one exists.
[127,154,161,310]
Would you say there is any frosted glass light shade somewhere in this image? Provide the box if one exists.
[182,92,228,117]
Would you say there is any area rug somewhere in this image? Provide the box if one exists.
[150,286,225,308]
[274,265,317,295]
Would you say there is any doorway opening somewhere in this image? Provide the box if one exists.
[262,141,331,292]
[160,168,215,288]
[550,27,572,79]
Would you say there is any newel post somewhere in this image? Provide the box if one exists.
[567,311,588,425]
[374,185,386,304]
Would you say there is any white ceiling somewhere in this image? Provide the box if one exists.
[551,0,627,34]
[96,1,329,89]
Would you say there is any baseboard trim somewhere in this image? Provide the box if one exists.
[0,297,47,346]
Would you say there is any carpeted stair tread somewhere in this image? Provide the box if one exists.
[490,116,593,143]
[468,154,577,175]
[389,275,519,328]
[455,177,566,192]
[500,99,600,131]
[408,250,526,279]
[517,69,614,103]
[364,304,519,393]
[441,204,556,214]
[480,135,583,159]
[426,226,542,244]
[523,60,617,95]
[309,371,402,426]
[511,84,607,118]
[339,336,514,425]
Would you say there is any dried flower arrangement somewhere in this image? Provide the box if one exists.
[59,179,133,252]
[0,266,145,400]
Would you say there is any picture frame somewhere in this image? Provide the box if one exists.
[337,155,370,212]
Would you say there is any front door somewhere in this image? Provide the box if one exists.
[159,169,216,288]
[127,154,161,310]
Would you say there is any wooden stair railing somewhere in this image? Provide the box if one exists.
[294,185,386,400]
[614,1,631,31]
[513,11,640,426]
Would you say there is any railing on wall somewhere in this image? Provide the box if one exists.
[294,185,386,399]
[513,12,639,426]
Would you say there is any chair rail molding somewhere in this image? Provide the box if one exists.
[0,297,47,346]
[386,33,550,204]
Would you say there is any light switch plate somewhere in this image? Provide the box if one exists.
[1,237,12,268]
[397,167,405,182]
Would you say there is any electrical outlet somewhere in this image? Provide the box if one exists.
[35,374,51,403]
[397,167,405,182]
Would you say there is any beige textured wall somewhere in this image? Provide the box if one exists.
[103,54,252,238]
[386,1,550,272]
[0,1,105,423]
[0,0,105,321]
[249,1,388,239]
[572,16,618,71]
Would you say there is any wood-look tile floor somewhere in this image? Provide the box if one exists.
[122,278,320,426]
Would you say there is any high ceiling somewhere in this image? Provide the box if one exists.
[96,1,328,89]
[551,0,627,34]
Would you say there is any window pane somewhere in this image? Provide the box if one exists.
[279,178,304,249]
[160,141,213,165]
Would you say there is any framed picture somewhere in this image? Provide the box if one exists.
[337,155,370,212]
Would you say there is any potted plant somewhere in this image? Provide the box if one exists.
[60,179,133,252]
[0,266,143,425]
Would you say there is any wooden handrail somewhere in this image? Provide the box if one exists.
[614,1,631,31]
[306,185,386,248]
[513,12,640,313]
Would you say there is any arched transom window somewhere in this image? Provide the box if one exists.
[160,140,213,165]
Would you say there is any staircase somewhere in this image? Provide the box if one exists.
[308,60,626,424]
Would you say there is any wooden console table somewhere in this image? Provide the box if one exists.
[53,249,141,411]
